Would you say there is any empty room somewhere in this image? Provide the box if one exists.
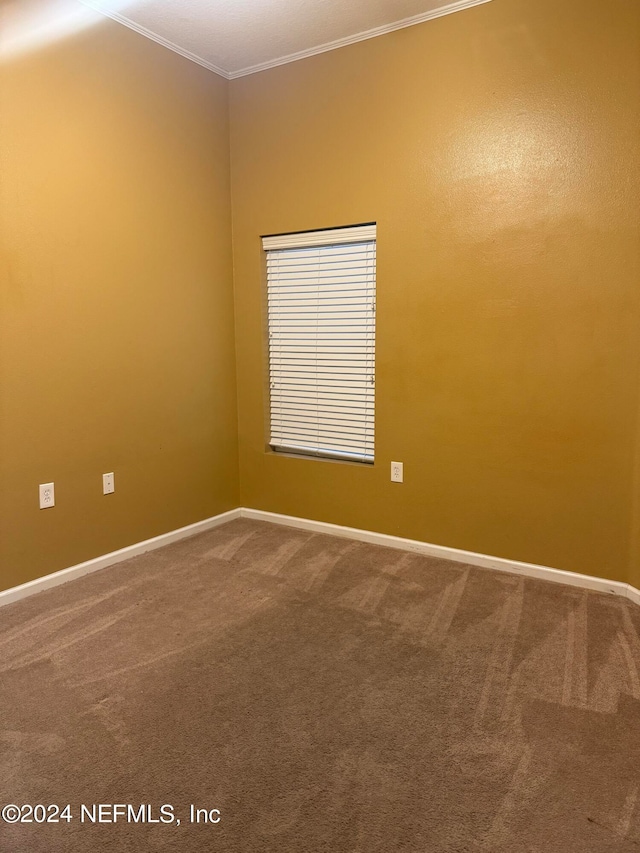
[1,0,639,849]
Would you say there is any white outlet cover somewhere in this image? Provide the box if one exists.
[391,462,404,483]
[103,472,115,495]
[39,482,55,509]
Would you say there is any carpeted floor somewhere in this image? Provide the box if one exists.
[1,518,640,851]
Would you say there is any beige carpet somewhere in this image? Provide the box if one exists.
[1,518,640,851]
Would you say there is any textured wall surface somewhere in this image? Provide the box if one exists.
[2,0,638,594]
[230,0,640,583]
[0,7,239,591]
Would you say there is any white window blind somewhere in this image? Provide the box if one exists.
[263,224,376,463]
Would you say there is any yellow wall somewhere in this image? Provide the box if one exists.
[230,0,640,583]
[0,9,239,591]
[2,0,638,593]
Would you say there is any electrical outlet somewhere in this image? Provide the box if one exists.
[103,472,115,495]
[39,482,55,509]
[391,462,404,483]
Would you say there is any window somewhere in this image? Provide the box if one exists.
[263,224,376,463]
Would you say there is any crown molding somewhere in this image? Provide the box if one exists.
[78,0,231,78]
[80,0,492,81]
[228,0,493,79]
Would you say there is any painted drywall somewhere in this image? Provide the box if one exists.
[230,0,640,583]
[630,384,640,592]
[0,6,239,591]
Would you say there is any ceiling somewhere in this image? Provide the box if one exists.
[81,0,492,79]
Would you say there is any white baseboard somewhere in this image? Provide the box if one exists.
[1,505,639,610]
[241,508,640,603]
[627,584,640,608]
[0,508,242,609]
